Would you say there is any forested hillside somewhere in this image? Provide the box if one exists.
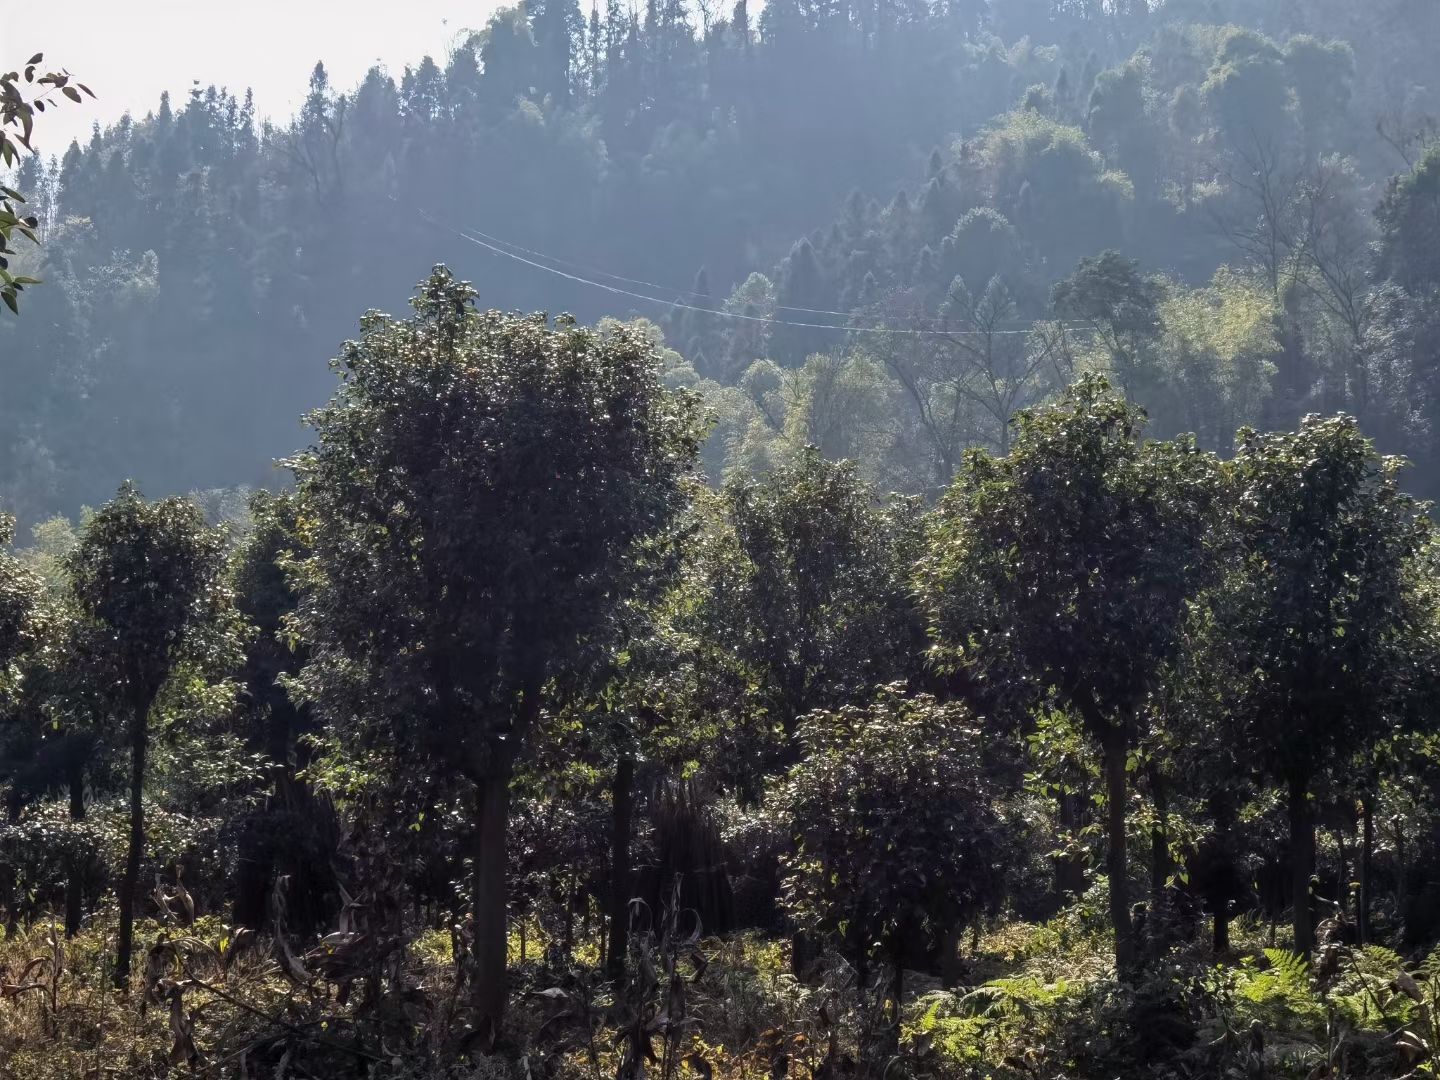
[4,0,1440,519]
[5,2,1440,1079]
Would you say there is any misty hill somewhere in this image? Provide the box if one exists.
[2,0,1439,521]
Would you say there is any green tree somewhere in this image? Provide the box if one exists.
[1087,61,1157,194]
[1284,36,1353,161]
[1142,268,1281,451]
[230,490,334,933]
[291,267,702,1029]
[1,52,92,313]
[920,376,1219,975]
[1377,145,1440,295]
[778,688,1004,1034]
[1051,251,1163,398]
[1201,29,1292,155]
[65,484,232,989]
[717,448,922,778]
[1203,416,1433,956]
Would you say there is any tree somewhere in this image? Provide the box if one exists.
[0,516,44,671]
[777,688,1004,1034]
[1051,251,1163,398]
[1,52,92,313]
[291,267,702,1030]
[936,275,1069,456]
[230,490,334,933]
[716,448,922,777]
[1087,61,1157,194]
[1377,144,1440,295]
[1284,36,1354,161]
[1201,29,1292,156]
[919,376,1219,975]
[980,110,1131,276]
[65,485,232,989]
[1142,268,1281,452]
[1203,416,1433,956]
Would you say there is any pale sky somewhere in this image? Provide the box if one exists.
[9,1,503,155]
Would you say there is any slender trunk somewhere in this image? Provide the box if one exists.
[1214,902,1231,955]
[235,702,297,930]
[1288,774,1315,957]
[2,792,18,936]
[1396,821,1409,929]
[469,682,541,1033]
[890,955,904,1042]
[790,930,812,979]
[1148,763,1171,937]
[65,756,86,938]
[606,753,635,982]
[114,695,150,991]
[472,768,513,1031]
[1054,791,1086,906]
[940,923,964,987]
[1359,793,1374,946]
[562,870,576,956]
[1335,826,1348,927]
[1102,724,1137,976]
[1211,795,1234,957]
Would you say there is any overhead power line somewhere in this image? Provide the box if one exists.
[412,203,1074,340]
[454,218,1003,325]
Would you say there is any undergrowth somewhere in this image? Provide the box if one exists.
[2,909,1437,1079]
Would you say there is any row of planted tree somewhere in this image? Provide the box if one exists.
[2,267,1438,1046]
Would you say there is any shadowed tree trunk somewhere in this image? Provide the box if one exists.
[889,947,905,1044]
[1288,774,1315,957]
[1102,723,1137,976]
[1055,791,1088,907]
[469,681,542,1033]
[472,766,513,1031]
[1207,793,1237,957]
[1359,792,1374,945]
[114,688,154,991]
[940,923,964,987]
[233,711,288,930]
[65,753,86,938]
[1148,762,1172,945]
[607,752,635,982]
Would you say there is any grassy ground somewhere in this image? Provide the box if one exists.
[0,909,1433,1079]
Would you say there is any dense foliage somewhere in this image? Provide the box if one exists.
[4,0,1440,518]
[5,1,1440,1078]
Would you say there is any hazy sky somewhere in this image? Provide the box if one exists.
[10,1,502,154]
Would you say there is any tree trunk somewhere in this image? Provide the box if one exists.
[1214,902,1231,955]
[467,678,542,1034]
[65,755,86,938]
[2,791,19,936]
[1054,791,1087,907]
[471,767,513,1032]
[1335,826,1348,927]
[1288,774,1315,957]
[1359,793,1374,946]
[1102,725,1137,976]
[114,696,150,991]
[890,956,904,1043]
[1210,794,1234,957]
[940,923,964,987]
[1148,763,1171,937]
[606,752,635,982]
[562,869,576,957]
[235,701,296,930]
